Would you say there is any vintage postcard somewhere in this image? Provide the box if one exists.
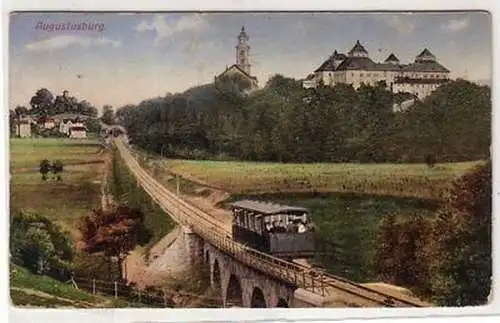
[6,8,494,319]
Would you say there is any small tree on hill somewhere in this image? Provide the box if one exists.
[79,205,151,281]
[39,159,51,181]
[51,160,64,181]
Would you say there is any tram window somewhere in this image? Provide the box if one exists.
[255,217,262,233]
[249,216,256,231]
[238,212,245,226]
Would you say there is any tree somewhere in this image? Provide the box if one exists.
[51,160,64,181]
[375,213,430,291]
[101,105,115,125]
[79,206,151,281]
[29,88,54,115]
[425,161,491,306]
[39,159,51,181]
[14,106,29,118]
[10,211,74,280]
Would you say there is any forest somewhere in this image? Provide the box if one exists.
[115,75,491,164]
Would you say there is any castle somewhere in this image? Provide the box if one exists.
[303,40,451,99]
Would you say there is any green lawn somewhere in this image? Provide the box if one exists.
[161,159,481,200]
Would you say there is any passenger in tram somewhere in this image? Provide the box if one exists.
[297,221,307,233]
[286,219,297,233]
[265,221,272,232]
[276,220,287,233]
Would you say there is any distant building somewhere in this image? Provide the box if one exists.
[303,40,450,100]
[215,26,259,91]
[38,116,56,129]
[69,126,87,139]
[15,117,33,138]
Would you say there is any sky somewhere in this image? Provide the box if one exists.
[8,11,492,112]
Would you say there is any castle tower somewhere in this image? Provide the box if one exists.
[236,25,251,75]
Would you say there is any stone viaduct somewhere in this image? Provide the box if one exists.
[182,227,326,308]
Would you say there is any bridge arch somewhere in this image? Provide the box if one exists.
[276,298,289,307]
[212,259,221,291]
[205,250,210,264]
[250,287,267,308]
[225,274,243,307]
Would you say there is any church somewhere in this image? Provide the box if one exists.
[303,40,451,99]
[215,26,259,91]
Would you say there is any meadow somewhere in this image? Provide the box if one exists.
[160,159,481,200]
[9,138,104,233]
[152,157,482,282]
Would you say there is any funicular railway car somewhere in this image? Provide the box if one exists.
[230,199,315,259]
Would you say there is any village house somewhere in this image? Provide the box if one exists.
[69,125,87,139]
[15,117,34,138]
[303,40,450,100]
[38,116,56,129]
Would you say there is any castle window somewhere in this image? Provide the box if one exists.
[360,73,364,77]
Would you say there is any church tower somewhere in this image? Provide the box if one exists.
[236,25,251,75]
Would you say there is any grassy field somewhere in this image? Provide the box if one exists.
[161,159,481,200]
[10,138,104,232]
[149,156,482,282]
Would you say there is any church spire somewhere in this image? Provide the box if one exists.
[236,26,251,75]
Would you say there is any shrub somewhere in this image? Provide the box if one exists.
[10,211,74,280]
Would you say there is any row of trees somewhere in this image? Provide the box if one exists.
[375,161,491,306]
[115,75,490,163]
[14,88,99,117]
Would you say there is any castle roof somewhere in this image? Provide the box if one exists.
[336,56,378,71]
[314,50,348,72]
[384,53,400,63]
[348,40,368,56]
[402,61,449,73]
[415,48,436,62]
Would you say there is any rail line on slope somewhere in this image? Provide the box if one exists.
[115,139,426,308]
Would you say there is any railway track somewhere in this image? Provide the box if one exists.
[115,139,427,308]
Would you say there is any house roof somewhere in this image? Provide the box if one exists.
[384,53,400,63]
[230,199,309,217]
[69,126,87,131]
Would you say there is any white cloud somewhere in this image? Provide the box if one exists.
[375,14,416,34]
[24,35,121,52]
[441,18,469,32]
[135,14,209,47]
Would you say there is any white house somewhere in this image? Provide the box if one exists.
[16,119,32,138]
[69,125,87,139]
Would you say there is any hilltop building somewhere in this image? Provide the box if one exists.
[303,40,450,99]
[215,26,259,91]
